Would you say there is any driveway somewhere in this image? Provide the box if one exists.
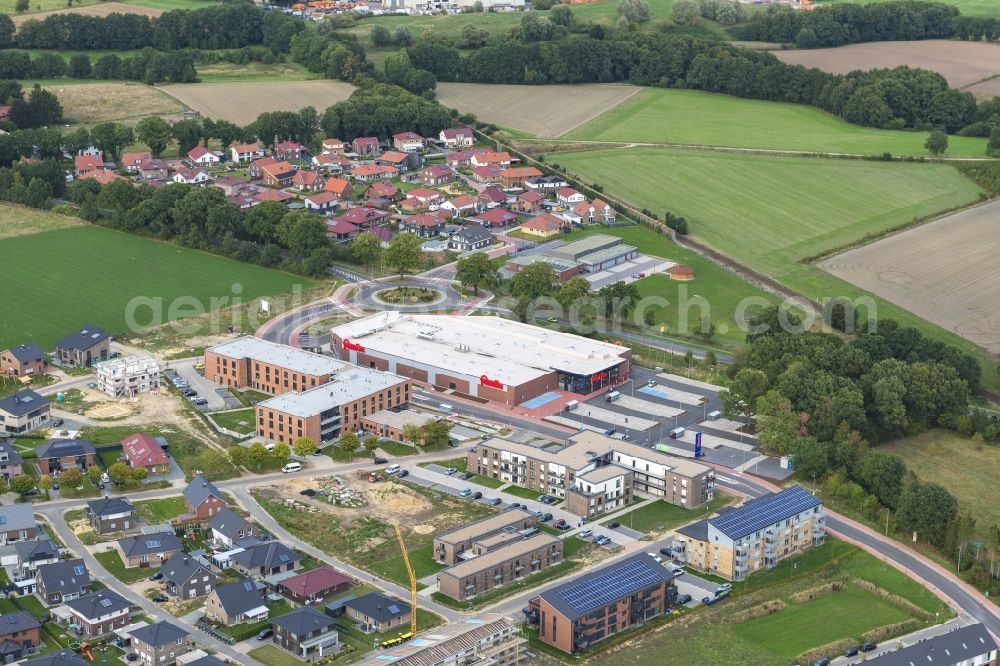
[167,365,226,412]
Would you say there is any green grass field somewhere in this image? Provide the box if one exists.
[565,88,990,156]
[814,0,999,17]
[134,497,187,524]
[605,494,733,533]
[209,408,256,435]
[0,223,316,350]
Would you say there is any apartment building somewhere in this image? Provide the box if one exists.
[860,623,996,666]
[433,510,538,565]
[95,355,161,398]
[529,554,675,654]
[675,485,825,581]
[357,614,526,666]
[467,432,714,517]
[437,533,562,601]
[205,337,344,396]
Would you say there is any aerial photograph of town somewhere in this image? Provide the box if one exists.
[0,0,996,663]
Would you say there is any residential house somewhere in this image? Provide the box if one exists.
[129,621,193,666]
[292,170,324,192]
[376,151,420,172]
[73,154,104,177]
[439,127,474,148]
[1,343,46,377]
[0,441,22,481]
[0,390,50,436]
[400,213,445,238]
[62,591,131,638]
[446,150,476,168]
[470,151,511,168]
[182,475,227,520]
[275,141,308,161]
[138,160,169,181]
[321,138,347,155]
[572,199,616,224]
[227,193,261,209]
[172,168,210,185]
[441,194,480,216]
[501,167,543,189]
[331,207,389,229]
[520,213,565,239]
[204,579,267,626]
[55,325,110,367]
[231,541,300,579]
[512,190,544,213]
[365,227,394,247]
[471,165,503,185]
[419,164,453,185]
[525,175,568,193]
[472,208,517,228]
[249,157,277,179]
[448,225,492,252]
[270,607,340,661]
[255,189,293,205]
[121,433,170,476]
[86,497,135,535]
[116,532,182,568]
[183,656,229,666]
[276,567,351,605]
[187,146,220,167]
[351,164,397,182]
[325,219,360,241]
[81,170,123,186]
[119,151,151,173]
[323,177,354,200]
[313,154,352,172]
[159,552,218,600]
[352,137,380,156]
[304,191,339,214]
[392,132,425,153]
[14,539,58,576]
[556,187,585,205]
[364,181,397,204]
[36,439,95,475]
[340,592,409,633]
[231,142,265,164]
[209,507,257,548]
[213,176,249,197]
[35,558,90,604]
[22,650,89,666]
[260,161,296,188]
[0,611,40,661]
[406,188,445,208]
[0,505,37,545]
[479,187,508,208]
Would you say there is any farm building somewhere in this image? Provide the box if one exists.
[669,266,695,281]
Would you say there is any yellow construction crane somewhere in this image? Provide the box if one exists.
[394,523,418,635]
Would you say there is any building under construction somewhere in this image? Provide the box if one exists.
[357,614,527,666]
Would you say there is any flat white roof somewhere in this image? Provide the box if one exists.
[208,337,345,377]
[257,367,408,418]
[360,409,431,430]
[331,313,628,387]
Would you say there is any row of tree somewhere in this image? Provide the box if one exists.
[0,49,197,87]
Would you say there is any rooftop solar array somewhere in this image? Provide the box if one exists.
[99,598,113,608]
[710,486,820,541]
[556,558,663,616]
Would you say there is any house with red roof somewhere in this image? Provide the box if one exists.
[556,187,585,205]
[479,187,509,208]
[419,165,453,186]
[172,168,210,185]
[255,188,292,204]
[326,219,360,241]
[292,169,324,192]
[366,227,394,247]
[82,170,123,186]
[188,145,220,167]
[520,212,565,239]
[439,127,474,148]
[276,567,351,604]
[392,132,425,153]
[313,154,352,171]
[441,194,481,216]
[275,140,307,161]
[321,138,347,155]
[74,154,104,177]
[304,191,339,214]
[260,161,296,188]
[572,199,616,224]
[470,150,511,168]
[377,150,421,172]
[121,433,170,476]
[213,176,249,197]
[231,142,265,164]
[400,213,447,238]
[138,160,168,181]
[512,189,544,213]
[351,164,398,182]
[324,177,354,199]
[407,188,445,206]
[352,137,380,156]
[365,181,398,203]
[501,167,543,189]
[331,207,390,228]
[120,151,151,173]
[472,165,503,185]
[472,207,517,228]
[446,150,476,168]
[249,157,277,180]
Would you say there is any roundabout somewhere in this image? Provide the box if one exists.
[372,284,447,307]
[350,277,473,313]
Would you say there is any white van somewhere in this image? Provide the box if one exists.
[564,400,580,411]
[385,464,401,475]
[605,391,621,403]
[438,404,454,414]
[669,427,686,439]
[281,462,302,473]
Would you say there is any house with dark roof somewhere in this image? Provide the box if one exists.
[231,541,300,579]
[34,558,89,604]
[339,592,410,633]
[184,656,229,666]
[62,591,131,637]
[14,538,59,576]
[276,567,351,605]
[120,433,170,475]
[36,439,95,475]
[448,226,492,253]
[439,127,474,148]
[471,207,516,228]
[160,552,218,600]
[859,623,997,666]
[116,532,182,568]
[204,579,268,626]
[0,611,41,661]
[182,476,227,520]
[0,504,38,545]
[55,325,110,368]
[22,649,89,666]
[129,621,193,666]
[0,439,24,481]
[86,497,135,534]
[275,140,308,161]
[270,606,339,661]
[0,343,46,377]
[529,554,675,653]
[209,507,258,548]
[0,390,50,436]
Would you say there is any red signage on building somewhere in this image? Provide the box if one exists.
[342,339,365,353]
[590,371,608,384]
[480,374,504,390]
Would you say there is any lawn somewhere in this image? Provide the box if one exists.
[209,408,256,435]
[376,440,419,457]
[605,494,733,534]
[134,497,188,524]
[80,423,236,482]
[0,222,317,350]
[247,645,303,666]
[0,205,83,240]
[501,485,543,501]
[420,457,467,472]
[94,549,160,584]
[565,88,990,156]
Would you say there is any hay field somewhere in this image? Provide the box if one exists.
[10,1,163,26]
[0,205,83,239]
[435,82,642,137]
[162,80,356,125]
[819,199,1000,355]
[54,82,187,124]
[773,40,1000,89]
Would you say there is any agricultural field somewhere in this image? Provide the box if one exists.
[0,205,83,239]
[813,0,999,17]
[819,199,1000,355]
[882,429,1000,537]
[0,217,316,350]
[563,88,990,156]
[435,83,641,138]
[51,82,187,124]
[9,1,163,26]
[773,40,1000,89]
[161,80,355,125]
[193,61,322,83]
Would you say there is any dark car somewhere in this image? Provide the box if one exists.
[843,647,858,658]
[859,642,877,653]
[256,628,273,641]
[192,398,208,406]
[22,488,37,497]
[813,659,830,666]
[659,547,672,557]
[702,596,718,606]
[471,491,482,500]
[148,572,163,581]
[608,521,621,529]
[51,419,63,427]
[52,483,60,491]
[541,513,553,522]
[398,469,409,478]
[38,616,50,625]
[461,472,474,480]
[675,594,692,605]
[373,457,388,465]
[152,594,168,603]
[488,498,502,506]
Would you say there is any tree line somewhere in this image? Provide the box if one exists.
[0,48,197,85]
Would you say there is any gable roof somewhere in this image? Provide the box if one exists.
[4,343,44,363]
[292,170,322,186]
[255,189,292,203]
[87,496,134,517]
[120,151,151,166]
[859,623,995,666]
[518,190,544,203]
[22,650,89,666]
[475,208,516,224]
[452,225,491,244]
[129,621,189,648]
[352,137,379,147]
[160,552,213,587]
[56,325,109,351]
[187,146,215,161]
[709,486,821,541]
[73,155,103,172]
[324,177,352,195]
[326,219,360,236]
[0,611,39,637]
[271,606,335,635]
[378,151,409,165]
[539,553,671,622]
[117,532,182,558]
[421,165,452,179]
[232,142,263,154]
[277,567,351,597]
[368,181,397,197]
[0,390,48,418]
[232,541,299,570]
[522,213,563,233]
[441,127,472,140]
[260,161,295,180]
[368,227,394,243]
[344,592,410,623]
[15,538,58,562]
[306,191,338,205]
[392,132,423,142]
[37,439,95,460]
[0,504,37,533]
[121,433,169,467]
[556,187,581,199]
[183,475,224,508]
[64,590,130,620]
[212,579,266,616]
[209,507,252,539]
[479,187,507,203]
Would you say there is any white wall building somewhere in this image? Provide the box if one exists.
[95,355,161,398]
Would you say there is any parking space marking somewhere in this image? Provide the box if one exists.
[615,395,684,418]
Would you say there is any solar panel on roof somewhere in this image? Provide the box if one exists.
[146,540,161,548]
[0,517,6,525]
[278,553,290,562]
[711,487,819,540]
[243,581,254,592]
[73,566,85,576]
[99,598,113,607]
[557,559,662,616]
[7,616,17,624]
[387,604,400,614]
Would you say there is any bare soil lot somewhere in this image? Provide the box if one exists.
[55,82,187,124]
[162,81,356,125]
[773,40,1000,89]
[12,2,163,26]
[818,199,1000,355]
[435,82,642,137]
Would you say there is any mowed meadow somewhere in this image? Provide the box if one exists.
[0,208,316,349]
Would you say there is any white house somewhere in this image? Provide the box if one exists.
[230,142,265,164]
[173,168,210,185]
[439,127,474,148]
[187,146,221,167]
[556,187,585,205]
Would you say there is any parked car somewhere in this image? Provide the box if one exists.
[813,659,830,666]
[539,496,554,505]
[192,398,208,406]
[471,491,482,500]
[541,513,553,522]
[671,566,684,577]
[659,547,672,557]
[553,519,568,528]
[488,498,503,506]
[859,642,877,653]
[843,647,858,658]
[51,418,63,427]
[595,536,611,546]
[398,469,409,478]
[373,457,388,465]
[148,572,163,581]
[444,467,457,475]
[460,488,472,498]
[578,529,593,539]
[608,521,621,529]
[181,388,197,397]
[152,594,168,603]
[676,594,692,604]
[647,552,662,563]
[702,596,718,606]
[647,379,657,386]
[716,583,732,595]
[461,472,473,480]
[256,629,273,641]
[52,483,59,491]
